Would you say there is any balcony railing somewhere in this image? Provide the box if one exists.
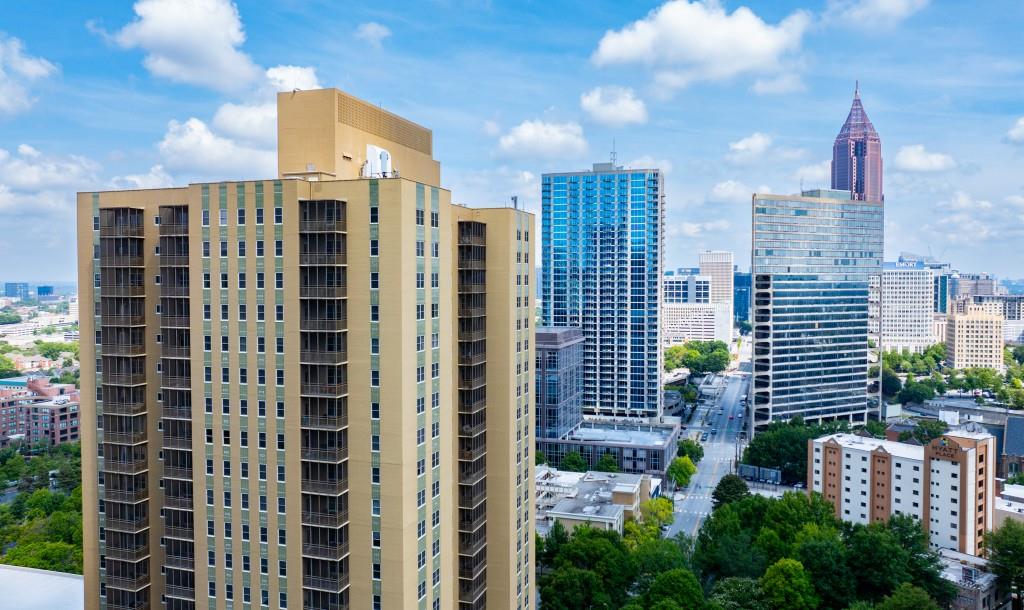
[164,525,194,540]
[458,533,487,557]
[303,573,350,593]
[100,255,145,268]
[300,414,348,430]
[104,430,147,445]
[161,376,191,390]
[164,495,194,510]
[161,345,190,359]
[105,574,150,591]
[162,435,192,450]
[160,285,190,297]
[300,383,348,398]
[458,447,487,462]
[104,488,148,503]
[102,314,146,327]
[105,516,149,533]
[301,509,349,528]
[165,585,196,600]
[159,223,188,236]
[458,234,485,246]
[300,253,347,266]
[458,512,486,533]
[104,544,150,562]
[458,396,486,415]
[101,342,147,357]
[101,285,146,297]
[161,405,191,420]
[164,555,195,570]
[458,486,487,509]
[458,352,486,366]
[301,479,346,495]
[160,316,191,328]
[163,466,193,481]
[300,286,348,299]
[459,283,486,294]
[301,541,350,560]
[300,350,347,365]
[102,373,147,387]
[458,306,486,318]
[105,600,149,610]
[299,219,346,233]
[458,329,486,342]
[301,446,348,463]
[158,255,189,267]
[103,459,149,475]
[300,318,347,332]
[458,259,485,270]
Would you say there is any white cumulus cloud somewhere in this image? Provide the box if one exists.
[1007,117,1024,145]
[669,219,732,238]
[158,118,275,179]
[355,22,392,48]
[726,132,772,163]
[0,35,57,115]
[752,72,805,95]
[893,144,956,172]
[793,160,831,185]
[826,0,930,29]
[626,156,673,173]
[110,165,175,190]
[580,86,648,126]
[109,0,262,92]
[497,120,587,159]
[592,0,810,92]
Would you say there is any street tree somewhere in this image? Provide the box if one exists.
[677,438,704,463]
[986,520,1024,610]
[667,456,697,488]
[876,583,940,610]
[760,558,818,610]
[560,451,587,472]
[711,474,749,510]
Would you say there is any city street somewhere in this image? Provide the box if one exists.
[666,370,749,538]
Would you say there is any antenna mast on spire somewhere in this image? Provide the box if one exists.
[855,80,859,97]
[610,139,617,165]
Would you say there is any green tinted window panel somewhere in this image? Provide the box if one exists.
[370,291,379,306]
[431,187,439,211]
[219,184,228,208]
[416,183,424,208]
[370,258,378,273]
[370,225,378,239]
[237,183,246,206]
[371,452,380,468]
[273,180,282,204]
[202,185,210,209]
[274,225,282,240]
[370,420,380,436]
[369,180,379,205]
[255,182,264,207]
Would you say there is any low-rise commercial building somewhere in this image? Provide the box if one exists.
[537,420,679,475]
[809,429,996,554]
[938,549,1006,610]
[535,465,659,535]
[946,304,1005,373]
[995,483,1024,528]
[0,380,80,445]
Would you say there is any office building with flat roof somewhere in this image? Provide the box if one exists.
[662,302,731,345]
[699,250,734,325]
[734,270,751,324]
[3,282,28,299]
[946,304,1005,373]
[541,163,664,418]
[535,327,584,440]
[78,88,534,610]
[872,261,934,353]
[662,273,709,304]
[751,189,883,430]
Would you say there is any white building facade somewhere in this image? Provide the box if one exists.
[662,302,731,345]
[871,261,935,353]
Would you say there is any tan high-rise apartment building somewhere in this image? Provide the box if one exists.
[77,88,535,610]
[698,250,734,331]
[946,304,1005,373]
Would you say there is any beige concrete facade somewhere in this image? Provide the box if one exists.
[78,88,534,610]
[946,304,1005,373]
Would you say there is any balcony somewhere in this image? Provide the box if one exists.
[458,511,486,533]
[301,382,348,398]
[458,447,487,462]
[165,585,196,601]
[105,544,150,562]
[458,396,486,415]
[163,466,193,481]
[458,577,487,605]
[103,400,147,416]
[104,488,148,503]
[105,516,149,533]
[301,446,348,463]
[158,255,189,267]
[100,224,144,238]
[458,306,486,318]
[160,316,191,328]
[303,573,350,593]
[301,479,346,496]
[161,376,191,390]
[160,285,190,297]
[458,259,486,271]
[164,525,194,540]
[458,486,486,509]
[459,558,487,580]
[164,495,194,510]
[300,318,347,332]
[101,285,146,297]
[100,255,145,268]
[104,430,147,445]
[459,419,485,437]
[300,286,347,299]
[301,510,349,528]
[164,555,195,570]
[102,314,146,327]
[161,345,190,359]
[103,373,146,387]
[459,372,486,390]
[105,574,150,591]
[458,330,486,342]
[300,253,347,266]
[159,222,189,236]
[300,414,348,431]
[300,350,347,365]
[300,219,346,233]
[458,351,486,367]
[458,533,487,557]
[106,600,149,610]
[162,435,192,450]
[459,283,486,294]
[162,405,192,420]
[103,459,149,475]
[102,342,147,357]
[301,541,349,561]
[458,234,485,246]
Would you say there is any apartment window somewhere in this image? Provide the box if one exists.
[416,241,424,257]
[220,241,228,257]
[238,272,246,288]
[275,240,282,256]
[237,208,245,225]
[370,272,379,289]
[202,210,210,226]
[370,206,378,223]
[372,531,381,548]
[430,211,439,227]
[274,207,282,224]
[416,209,424,226]
[370,239,379,256]
[256,240,264,256]
[275,272,283,289]
[371,403,380,419]
[255,208,264,224]
[371,435,380,451]
[371,305,379,321]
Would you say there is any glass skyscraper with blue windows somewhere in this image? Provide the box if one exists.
[541,163,664,418]
[750,189,883,430]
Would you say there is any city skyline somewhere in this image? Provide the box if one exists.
[2,1,1024,280]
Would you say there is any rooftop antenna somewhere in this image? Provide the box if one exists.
[511,195,519,210]
[610,139,617,165]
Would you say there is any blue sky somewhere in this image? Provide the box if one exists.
[1,0,1023,282]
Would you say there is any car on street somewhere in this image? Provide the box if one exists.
[728,415,734,420]
[710,428,718,435]
[700,433,709,441]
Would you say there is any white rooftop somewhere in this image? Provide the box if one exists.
[0,564,83,610]
[816,433,924,461]
[568,422,675,447]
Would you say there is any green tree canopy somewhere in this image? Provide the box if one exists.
[742,417,847,484]
[985,520,1024,605]
[760,558,818,610]
[677,438,704,463]
[708,577,766,610]
[593,453,619,473]
[711,474,750,510]
[876,583,940,610]
[667,456,697,487]
[665,340,731,374]
[645,568,704,609]
[560,451,587,472]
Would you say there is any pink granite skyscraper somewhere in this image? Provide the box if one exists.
[832,83,883,202]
